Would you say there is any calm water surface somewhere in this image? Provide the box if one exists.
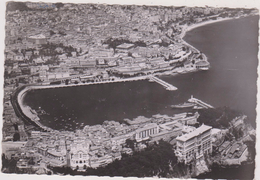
[23,15,258,130]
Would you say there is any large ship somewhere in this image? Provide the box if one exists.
[171,102,195,109]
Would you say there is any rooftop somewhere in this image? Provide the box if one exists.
[116,43,135,49]
[28,34,46,39]
[195,60,210,66]
[176,124,212,142]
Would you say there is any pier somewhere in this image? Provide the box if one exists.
[35,76,148,90]
[148,76,178,91]
[188,95,214,109]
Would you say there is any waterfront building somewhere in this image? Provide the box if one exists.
[147,121,183,143]
[114,65,142,75]
[178,112,199,125]
[47,72,70,80]
[195,60,210,70]
[135,123,159,142]
[175,124,212,163]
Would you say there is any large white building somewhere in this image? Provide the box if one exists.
[69,139,90,170]
[135,123,159,142]
[175,124,212,163]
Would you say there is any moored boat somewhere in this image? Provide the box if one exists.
[171,102,195,109]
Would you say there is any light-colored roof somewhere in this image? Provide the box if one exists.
[116,43,135,49]
[136,123,158,132]
[211,128,221,135]
[195,60,210,66]
[29,34,46,39]
[47,150,66,157]
[176,124,212,142]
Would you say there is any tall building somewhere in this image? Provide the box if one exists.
[69,139,90,170]
[175,124,212,163]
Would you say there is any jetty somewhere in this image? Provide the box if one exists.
[148,76,177,91]
[188,95,214,109]
[33,76,148,90]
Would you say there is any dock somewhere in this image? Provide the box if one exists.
[148,76,178,91]
[188,95,214,109]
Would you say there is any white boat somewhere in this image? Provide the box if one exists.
[171,102,195,109]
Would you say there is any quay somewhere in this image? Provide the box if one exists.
[24,75,178,92]
[11,85,54,132]
[148,76,178,91]
[35,76,148,90]
[188,95,214,109]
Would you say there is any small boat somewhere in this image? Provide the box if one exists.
[171,102,195,109]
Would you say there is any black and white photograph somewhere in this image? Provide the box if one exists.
[1,0,259,179]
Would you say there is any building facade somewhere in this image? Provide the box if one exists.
[135,123,159,142]
[175,124,212,163]
[69,139,90,170]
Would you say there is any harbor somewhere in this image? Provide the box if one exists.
[13,74,178,131]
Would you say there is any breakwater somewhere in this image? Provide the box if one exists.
[31,75,177,91]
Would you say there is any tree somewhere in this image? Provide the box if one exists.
[84,140,178,177]
[125,139,135,150]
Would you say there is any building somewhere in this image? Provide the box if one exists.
[69,139,90,170]
[15,53,24,61]
[195,60,210,70]
[27,34,47,45]
[24,51,33,60]
[135,123,159,142]
[148,121,183,143]
[175,124,212,163]
[116,43,135,53]
[178,112,199,125]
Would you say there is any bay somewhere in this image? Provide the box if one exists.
[23,15,259,130]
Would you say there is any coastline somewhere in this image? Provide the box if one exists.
[180,17,236,39]
[12,15,250,132]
